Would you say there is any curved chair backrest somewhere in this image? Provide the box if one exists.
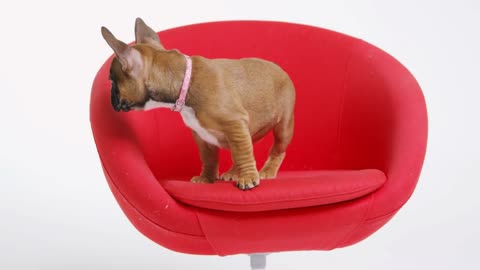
[93,21,426,177]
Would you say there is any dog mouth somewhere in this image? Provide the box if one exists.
[113,101,134,112]
[110,82,135,112]
[119,105,131,112]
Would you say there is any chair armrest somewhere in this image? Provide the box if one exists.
[90,61,203,236]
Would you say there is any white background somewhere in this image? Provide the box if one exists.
[1,0,479,269]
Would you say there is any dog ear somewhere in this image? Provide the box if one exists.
[134,17,165,49]
[101,26,143,75]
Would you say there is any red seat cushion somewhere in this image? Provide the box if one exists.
[162,169,386,212]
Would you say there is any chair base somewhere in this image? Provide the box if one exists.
[249,254,268,270]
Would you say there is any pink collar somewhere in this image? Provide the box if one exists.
[171,55,192,112]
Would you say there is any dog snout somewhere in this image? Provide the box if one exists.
[113,99,132,112]
[111,90,121,112]
[111,100,121,112]
[111,98,130,112]
[110,93,130,112]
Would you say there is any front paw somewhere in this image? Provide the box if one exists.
[259,167,278,179]
[190,176,214,184]
[220,168,238,181]
[236,172,260,190]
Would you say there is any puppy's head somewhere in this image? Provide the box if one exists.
[101,18,165,112]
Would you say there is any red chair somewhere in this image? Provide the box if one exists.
[90,21,427,269]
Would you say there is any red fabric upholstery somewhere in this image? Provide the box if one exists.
[163,170,386,212]
[90,21,428,255]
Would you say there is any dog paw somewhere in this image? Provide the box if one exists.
[259,168,278,179]
[190,176,214,184]
[236,172,260,190]
[220,169,238,181]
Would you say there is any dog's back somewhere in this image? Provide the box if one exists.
[193,56,295,135]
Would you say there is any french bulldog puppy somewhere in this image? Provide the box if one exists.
[101,18,295,190]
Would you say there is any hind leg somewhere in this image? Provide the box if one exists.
[259,115,294,179]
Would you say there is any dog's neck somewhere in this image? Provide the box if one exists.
[145,51,191,105]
